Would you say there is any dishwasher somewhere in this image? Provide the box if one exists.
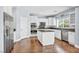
[61,29,68,42]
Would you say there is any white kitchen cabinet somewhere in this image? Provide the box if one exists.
[37,30,42,43]
[68,32,75,45]
[37,30,54,46]
[54,30,61,40]
[42,32,54,46]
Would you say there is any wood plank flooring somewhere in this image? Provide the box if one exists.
[11,36,79,53]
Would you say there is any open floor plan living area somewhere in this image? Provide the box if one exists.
[0,6,79,53]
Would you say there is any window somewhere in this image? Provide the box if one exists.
[58,14,70,27]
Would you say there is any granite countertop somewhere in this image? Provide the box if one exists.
[37,27,75,32]
[37,29,54,32]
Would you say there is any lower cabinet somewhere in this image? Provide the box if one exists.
[42,32,54,46]
[54,30,61,40]
[68,32,75,45]
[37,30,54,46]
[37,30,42,43]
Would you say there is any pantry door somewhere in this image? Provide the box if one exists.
[4,12,14,53]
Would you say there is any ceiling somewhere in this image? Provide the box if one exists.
[26,6,72,16]
[13,6,73,17]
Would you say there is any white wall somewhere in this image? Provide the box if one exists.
[13,7,31,42]
[48,17,56,26]
[13,7,21,42]
[3,6,13,16]
[75,7,79,48]
[20,17,30,39]
[48,17,51,25]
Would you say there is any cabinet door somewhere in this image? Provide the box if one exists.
[42,32,54,46]
[37,31,42,43]
[68,32,75,45]
[55,30,61,40]
[61,30,68,41]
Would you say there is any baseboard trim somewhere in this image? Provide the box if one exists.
[14,36,30,42]
[37,39,43,46]
[55,37,61,40]
[14,38,22,42]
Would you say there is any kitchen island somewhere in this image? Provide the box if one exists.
[37,27,75,46]
[37,29,55,46]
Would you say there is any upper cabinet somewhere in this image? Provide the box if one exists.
[69,13,75,27]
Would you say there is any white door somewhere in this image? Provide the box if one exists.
[4,12,14,53]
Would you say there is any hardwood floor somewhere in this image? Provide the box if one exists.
[55,38,79,53]
[11,36,79,53]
